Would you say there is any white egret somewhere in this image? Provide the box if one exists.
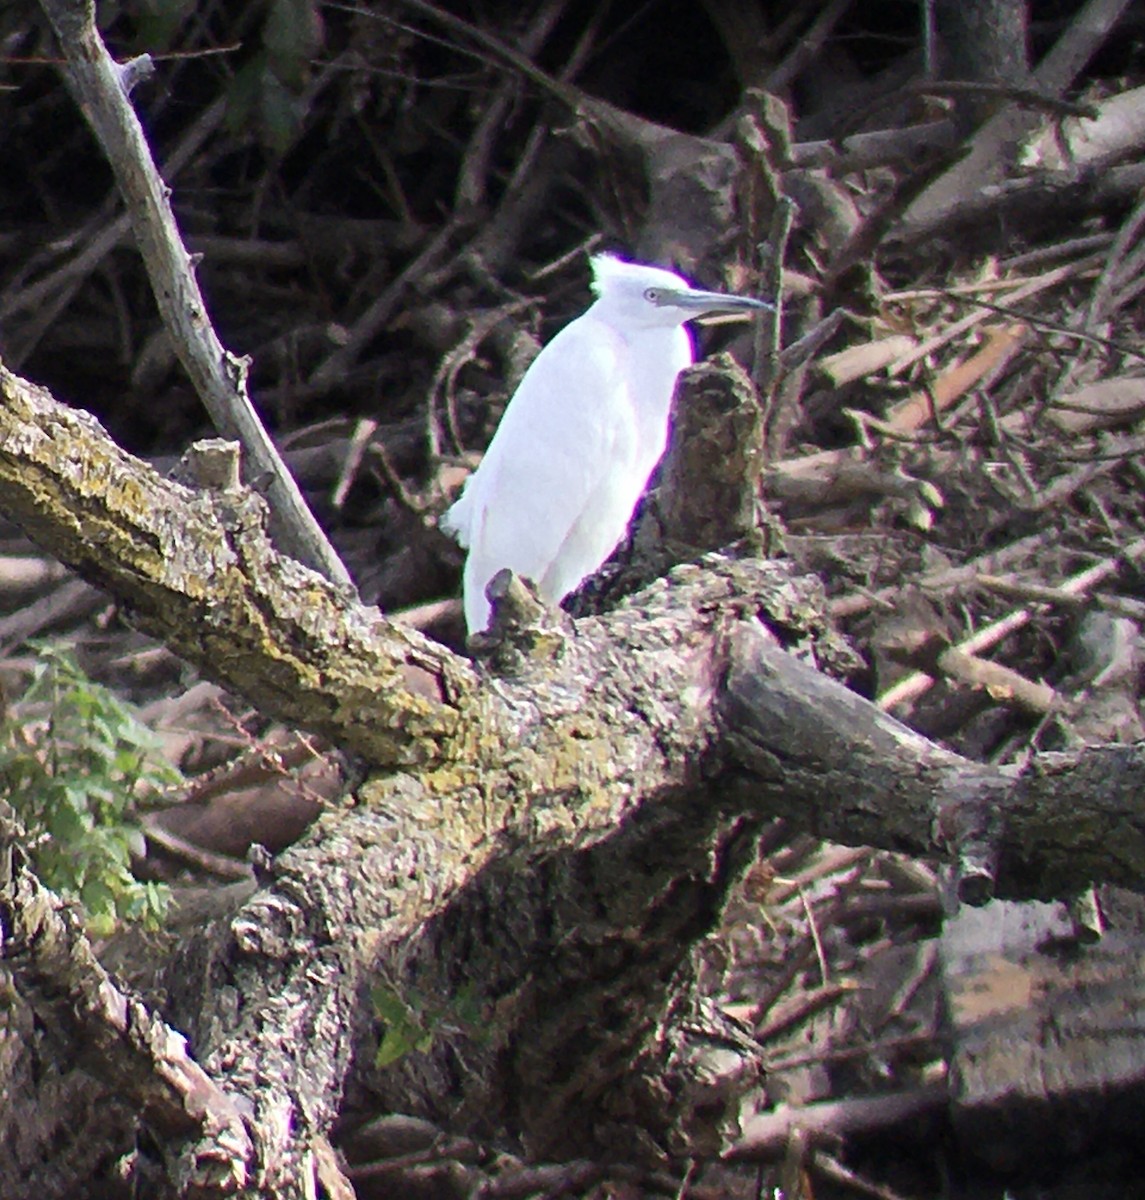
[441,253,772,634]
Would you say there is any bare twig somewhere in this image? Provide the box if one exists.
[0,805,254,1193]
[724,1086,948,1160]
[878,538,1145,710]
[36,0,350,587]
[308,216,469,389]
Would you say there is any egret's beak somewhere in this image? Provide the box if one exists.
[665,287,774,315]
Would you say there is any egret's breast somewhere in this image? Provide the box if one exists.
[623,324,693,473]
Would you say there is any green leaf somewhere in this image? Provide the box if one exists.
[371,984,433,1068]
[263,0,323,87]
[0,643,177,932]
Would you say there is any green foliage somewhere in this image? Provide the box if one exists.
[371,983,438,1068]
[0,644,178,935]
[224,0,325,154]
[370,980,488,1069]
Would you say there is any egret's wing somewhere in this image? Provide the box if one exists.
[453,316,632,631]
[539,325,693,603]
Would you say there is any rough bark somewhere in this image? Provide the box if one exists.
[4,356,1145,1196]
[934,0,1032,130]
[0,363,481,772]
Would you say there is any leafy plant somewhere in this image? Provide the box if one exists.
[223,0,325,154]
[371,978,489,1068]
[0,643,178,935]
[371,983,439,1068]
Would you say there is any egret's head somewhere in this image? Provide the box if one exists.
[589,253,772,329]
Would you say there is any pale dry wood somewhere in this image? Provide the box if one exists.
[725,1085,948,1159]
[1042,376,1145,434]
[900,0,1137,239]
[884,323,1027,432]
[942,900,1145,1171]
[929,646,1061,716]
[765,324,1026,512]
[817,336,919,388]
[0,555,70,594]
[1022,81,1145,173]
[878,539,1145,710]
[36,0,349,587]
[792,120,959,173]
[886,262,1090,376]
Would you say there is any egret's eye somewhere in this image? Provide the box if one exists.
[643,287,660,303]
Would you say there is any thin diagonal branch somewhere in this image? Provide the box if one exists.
[35,0,350,588]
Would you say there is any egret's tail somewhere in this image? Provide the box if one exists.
[440,488,472,548]
[462,552,492,634]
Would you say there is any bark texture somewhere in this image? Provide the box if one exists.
[4,356,1145,1196]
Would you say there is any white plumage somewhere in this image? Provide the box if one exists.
[441,253,770,634]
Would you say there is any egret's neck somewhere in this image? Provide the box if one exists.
[623,322,693,471]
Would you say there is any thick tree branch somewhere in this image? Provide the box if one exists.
[4,355,1145,1194]
[0,362,482,770]
[720,623,1145,900]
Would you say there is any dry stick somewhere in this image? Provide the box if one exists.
[0,97,224,322]
[430,298,535,460]
[766,324,1025,504]
[763,0,855,94]
[765,845,872,905]
[1034,0,1135,94]
[928,646,1061,715]
[754,980,858,1043]
[890,269,1097,301]
[753,195,794,409]
[0,807,254,1191]
[0,577,105,649]
[877,538,1145,711]
[388,0,582,110]
[1109,250,1145,312]
[898,0,1136,240]
[926,283,1145,365]
[910,79,1098,120]
[453,0,572,208]
[811,1150,916,1200]
[1002,233,1115,272]
[307,215,467,390]
[466,0,606,276]
[0,96,227,369]
[331,418,378,510]
[883,322,1027,433]
[885,257,1100,376]
[765,1030,939,1074]
[724,1085,949,1160]
[141,817,253,881]
[1086,191,1145,327]
[705,0,856,141]
[976,575,1089,607]
[792,120,959,173]
[828,531,1048,620]
[0,556,69,595]
[36,0,351,588]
